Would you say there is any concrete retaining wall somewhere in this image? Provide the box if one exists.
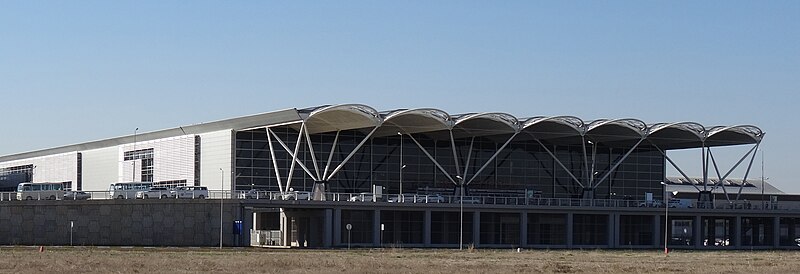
[0,200,245,246]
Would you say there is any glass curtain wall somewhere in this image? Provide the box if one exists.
[233,125,664,200]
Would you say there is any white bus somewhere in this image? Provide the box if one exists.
[109,182,153,199]
[17,182,66,200]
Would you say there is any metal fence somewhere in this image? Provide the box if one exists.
[1,189,796,211]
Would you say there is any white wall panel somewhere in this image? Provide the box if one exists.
[81,146,119,191]
[0,152,78,188]
[119,135,195,184]
[199,130,233,191]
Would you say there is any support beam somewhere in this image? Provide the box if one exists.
[532,138,585,188]
[735,141,762,201]
[593,137,645,189]
[708,149,732,202]
[406,133,458,185]
[322,131,340,180]
[651,143,701,192]
[449,131,462,177]
[710,144,758,194]
[285,123,308,191]
[466,132,519,185]
[462,137,475,182]
[266,127,284,194]
[268,126,319,183]
[304,125,322,180]
[326,127,380,181]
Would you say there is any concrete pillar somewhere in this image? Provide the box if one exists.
[373,209,381,247]
[472,211,480,248]
[520,212,528,247]
[734,216,742,248]
[323,209,332,247]
[774,217,781,248]
[694,215,702,248]
[297,217,307,248]
[333,208,342,246]
[280,209,289,247]
[423,210,431,246]
[242,207,253,247]
[566,213,573,248]
[609,213,618,248]
[653,214,661,249]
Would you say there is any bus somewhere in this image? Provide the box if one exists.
[17,182,66,200]
[109,182,153,199]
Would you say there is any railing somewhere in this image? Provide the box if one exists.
[1,190,798,211]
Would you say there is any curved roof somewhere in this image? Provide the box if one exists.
[2,103,766,163]
[705,125,764,146]
[647,122,706,149]
[381,108,452,135]
[303,104,382,134]
[293,106,765,149]
[585,118,647,144]
[521,116,584,141]
[452,112,520,138]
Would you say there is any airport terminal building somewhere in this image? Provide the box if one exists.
[2,104,799,249]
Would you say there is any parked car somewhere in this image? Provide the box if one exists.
[638,200,664,208]
[239,189,270,199]
[387,194,416,203]
[349,192,376,202]
[173,186,208,199]
[63,191,91,200]
[136,187,175,199]
[415,194,446,203]
[455,196,482,204]
[281,191,311,201]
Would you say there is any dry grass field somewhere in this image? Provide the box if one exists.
[0,247,797,274]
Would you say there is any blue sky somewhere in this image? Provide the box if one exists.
[1,1,798,191]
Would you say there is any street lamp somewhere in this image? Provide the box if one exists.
[397,132,403,194]
[219,167,224,249]
[661,181,677,255]
[456,175,464,250]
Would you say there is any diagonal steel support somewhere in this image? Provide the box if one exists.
[266,127,284,194]
[285,123,304,192]
[709,144,758,193]
[406,133,458,185]
[532,138,585,189]
[581,136,590,188]
[592,137,645,189]
[322,130,340,180]
[450,131,462,178]
[467,132,519,185]
[708,149,731,202]
[735,141,761,201]
[650,142,702,192]
[461,137,475,183]
[268,126,319,184]
[303,124,322,180]
[325,127,379,181]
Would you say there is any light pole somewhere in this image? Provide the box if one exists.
[219,168,224,249]
[456,175,463,250]
[661,181,677,255]
[761,149,765,209]
[133,127,138,182]
[397,132,403,195]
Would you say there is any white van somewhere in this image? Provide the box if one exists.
[173,186,208,199]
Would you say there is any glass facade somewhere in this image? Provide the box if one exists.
[124,148,154,182]
[234,125,665,200]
